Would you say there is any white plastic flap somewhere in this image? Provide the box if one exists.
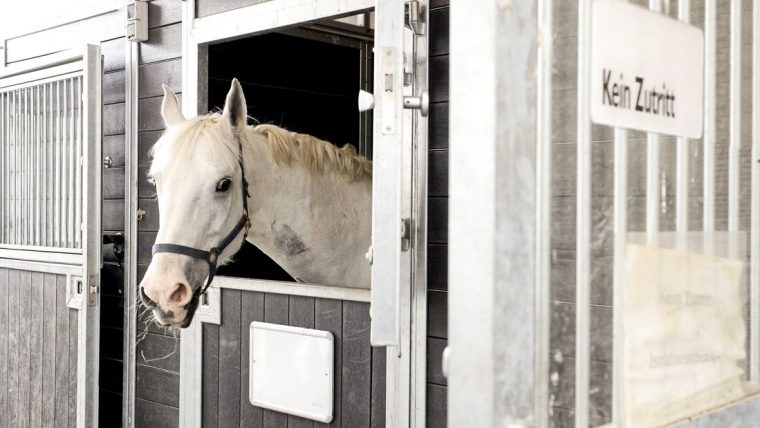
[249,322,334,422]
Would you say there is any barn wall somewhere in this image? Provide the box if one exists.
[549,0,754,426]
[133,2,183,426]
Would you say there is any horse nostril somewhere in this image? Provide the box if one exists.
[139,286,157,309]
[169,282,193,305]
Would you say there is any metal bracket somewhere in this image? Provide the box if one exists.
[194,286,221,325]
[66,275,84,310]
[136,208,146,221]
[126,0,149,42]
[103,156,113,169]
[401,218,411,252]
[405,1,426,36]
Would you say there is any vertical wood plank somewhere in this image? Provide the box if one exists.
[54,274,69,428]
[0,268,8,428]
[29,272,43,427]
[341,301,371,427]
[288,296,315,428]
[240,291,264,428]
[262,293,288,428]
[18,271,30,428]
[370,346,386,428]
[315,298,342,428]
[8,269,18,427]
[202,323,220,428]
[68,306,78,428]
[218,289,242,427]
[42,273,56,428]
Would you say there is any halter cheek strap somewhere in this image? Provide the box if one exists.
[151,137,251,298]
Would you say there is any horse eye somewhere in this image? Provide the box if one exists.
[216,178,232,192]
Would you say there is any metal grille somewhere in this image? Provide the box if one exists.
[0,75,84,250]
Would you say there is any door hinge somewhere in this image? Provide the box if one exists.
[401,217,411,252]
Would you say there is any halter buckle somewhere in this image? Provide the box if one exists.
[208,248,219,265]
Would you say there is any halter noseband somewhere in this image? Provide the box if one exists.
[151,136,251,298]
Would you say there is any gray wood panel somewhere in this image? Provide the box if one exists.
[18,271,31,428]
[140,24,182,65]
[202,323,219,428]
[30,273,43,427]
[102,37,126,73]
[42,273,55,428]
[55,276,69,427]
[428,197,448,244]
[427,290,447,340]
[429,8,449,57]
[427,244,447,291]
[428,150,448,198]
[135,364,180,408]
[426,384,447,428]
[104,70,126,105]
[104,102,125,136]
[426,338,447,387]
[104,134,126,168]
[8,269,18,427]
[429,56,449,104]
[148,0,182,29]
[428,102,448,150]
[370,346,386,428]
[240,291,265,428]
[104,166,125,199]
[136,332,181,372]
[219,289,242,427]
[135,398,180,428]
[68,303,78,427]
[103,198,126,231]
[139,59,182,99]
[341,301,371,427]
[315,298,342,428]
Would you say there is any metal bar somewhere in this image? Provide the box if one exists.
[751,0,760,383]
[646,0,663,245]
[68,77,75,247]
[704,0,716,234]
[55,81,61,247]
[75,76,82,249]
[42,83,47,247]
[676,1,690,236]
[62,78,69,247]
[612,127,628,424]
[576,0,592,426]
[728,0,741,233]
[10,91,18,244]
[24,86,28,245]
[35,85,40,246]
[536,0,552,425]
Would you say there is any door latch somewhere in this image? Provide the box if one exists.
[405,0,426,36]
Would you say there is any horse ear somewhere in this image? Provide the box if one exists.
[161,84,185,127]
[222,78,247,130]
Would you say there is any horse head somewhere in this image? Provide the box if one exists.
[139,79,249,328]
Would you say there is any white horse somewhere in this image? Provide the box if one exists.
[139,79,371,328]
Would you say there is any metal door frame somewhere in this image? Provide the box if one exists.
[175,1,428,426]
[0,44,102,428]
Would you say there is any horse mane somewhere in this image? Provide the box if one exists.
[149,113,372,183]
[251,124,372,182]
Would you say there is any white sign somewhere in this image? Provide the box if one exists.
[621,244,745,427]
[591,0,704,139]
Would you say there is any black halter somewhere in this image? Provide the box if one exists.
[151,137,251,297]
